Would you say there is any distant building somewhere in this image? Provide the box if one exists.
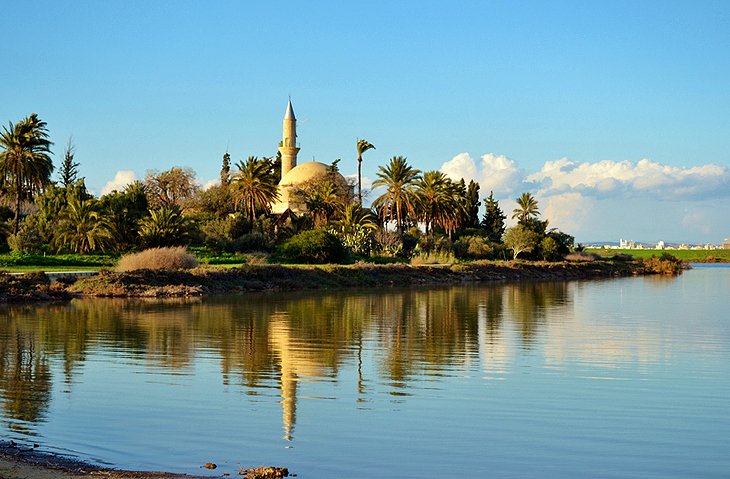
[656,241,665,250]
[723,238,730,249]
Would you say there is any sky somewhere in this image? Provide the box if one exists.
[2,0,729,244]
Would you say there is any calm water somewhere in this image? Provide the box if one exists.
[1,266,728,478]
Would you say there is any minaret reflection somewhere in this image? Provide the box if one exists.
[268,312,327,442]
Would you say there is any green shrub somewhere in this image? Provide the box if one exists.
[329,225,376,257]
[7,220,46,254]
[231,232,274,253]
[273,229,348,264]
[116,247,198,271]
[410,250,457,265]
[453,235,494,260]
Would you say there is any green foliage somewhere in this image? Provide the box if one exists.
[415,170,464,236]
[453,235,494,260]
[6,218,45,254]
[588,248,730,263]
[372,156,421,232]
[139,205,192,248]
[273,229,348,264]
[539,236,560,261]
[0,113,54,233]
[502,224,541,260]
[230,232,275,253]
[58,137,80,187]
[329,224,376,257]
[511,192,540,224]
[231,156,279,227]
[481,191,506,243]
[0,253,115,268]
[98,181,149,252]
[461,179,481,229]
[410,249,457,265]
[54,197,111,254]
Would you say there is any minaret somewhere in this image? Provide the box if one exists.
[278,99,300,178]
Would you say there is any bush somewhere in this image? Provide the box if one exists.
[410,250,457,265]
[230,232,274,253]
[7,220,46,254]
[453,235,494,260]
[273,229,348,264]
[116,247,198,271]
[643,253,685,275]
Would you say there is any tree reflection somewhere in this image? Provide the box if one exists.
[0,281,574,441]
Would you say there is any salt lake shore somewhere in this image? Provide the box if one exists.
[1,259,663,302]
[0,442,209,479]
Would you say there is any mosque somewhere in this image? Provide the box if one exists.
[270,99,350,215]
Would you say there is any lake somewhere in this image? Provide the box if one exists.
[1,265,728,478]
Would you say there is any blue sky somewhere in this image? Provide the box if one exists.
[2,1,729,243]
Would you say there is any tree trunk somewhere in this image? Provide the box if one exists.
[357,157,362,206]
[13,179,21,235]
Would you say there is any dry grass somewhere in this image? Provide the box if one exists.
[565,252,601,262]
[116,247,199,272]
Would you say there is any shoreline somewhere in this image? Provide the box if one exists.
[0,442,208,479]
[1,259,663,302]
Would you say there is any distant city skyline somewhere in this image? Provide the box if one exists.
[2,1,728,243]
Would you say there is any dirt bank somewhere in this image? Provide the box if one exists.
[1,259,655,301]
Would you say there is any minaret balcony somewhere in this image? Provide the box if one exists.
[279,140,300,148]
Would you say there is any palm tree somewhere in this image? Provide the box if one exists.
[356,139,375,205]
[511,192,540,224]
[54,197,111,254]
[0,113,54,234]
[302,180,342,227]
[372,156,421,232]
[335,203,378,234]
[139,205,191,247]
[415,171,462,236]
[231,156,280,227]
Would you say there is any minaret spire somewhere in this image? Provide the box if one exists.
[279,98,300,177]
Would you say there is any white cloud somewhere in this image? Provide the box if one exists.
[539,192,593,234]
[440,152,524,196]
[527,158,730,200]
[202,178,219,190]
[101,170,138,195]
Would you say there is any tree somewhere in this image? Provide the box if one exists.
[220,152,231,187]
[356,139,375,205]
[502,224,540,260]
[139,205,191,247]
[295,178,342,227]
[372,156,421,232]
[231,156,279,227]
[481,191,506,242]
[415,171,462,236]
[143,167,200,209]
[98,181,149,252]
[511,192,540,224]
[58,137,80,187]
[0,113,54,234]
[461,179,481,229]
[54,197,110,254]
[334,203,378,233]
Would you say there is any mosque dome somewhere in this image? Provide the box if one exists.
[280,161,337,187]
[272,161,350,214]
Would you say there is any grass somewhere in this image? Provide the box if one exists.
[587,248,730,262]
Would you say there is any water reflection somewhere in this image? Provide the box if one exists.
[0,277,690,443]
